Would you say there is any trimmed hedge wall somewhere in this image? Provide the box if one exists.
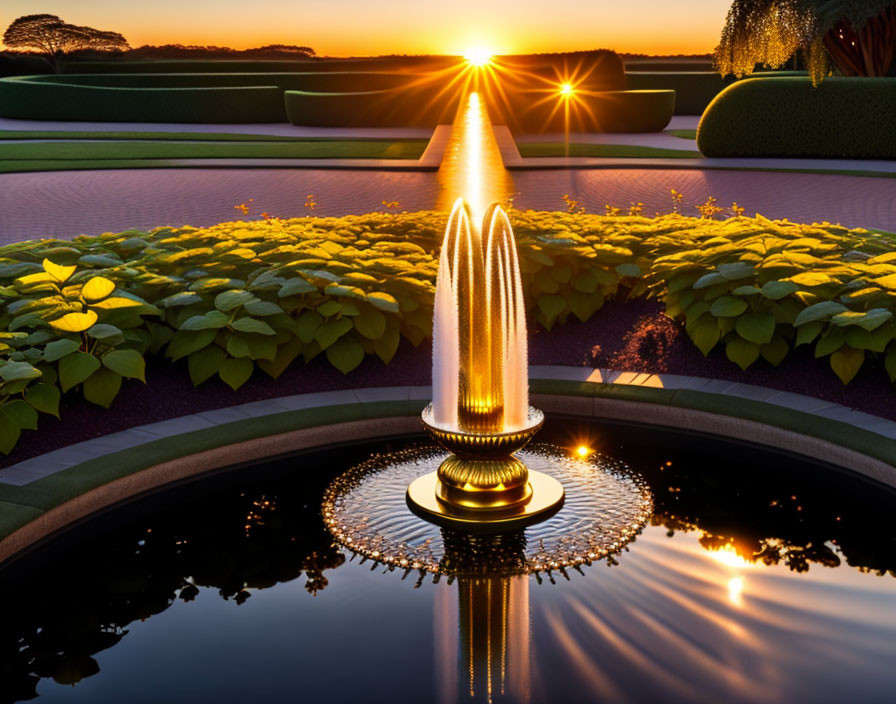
[697,77,896,158]
[502,89,675,133]
[25,72,414,92]
[0,77,285,122]
[284,88,458,127]
[0,73,425,123]
[626,72,732,115]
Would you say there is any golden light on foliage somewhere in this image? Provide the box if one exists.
[714,0,896,84]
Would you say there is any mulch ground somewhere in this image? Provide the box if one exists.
[3,298,893,469]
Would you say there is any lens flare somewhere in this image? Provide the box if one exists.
[464,48,493,68]
[560,82,574,96]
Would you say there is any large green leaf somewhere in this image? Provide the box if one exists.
[188,345,226,386]
[102,349,146,382]
[372,327,400,364]
[709,296,748,317]
[243,300,283,317]
[0,361,42,383]
[690,317,720,356]
[166,328,217,361]
[25,382,60,418]
[219,357,253,390]
[296,310,323,343]
[353,308,387,340]
[59,351,101,392]
[215,290,258,312]
[326,338,365,374]
[258,337,303,380]
[760,337,789,366]
[83,367,122,408]
[726,337,760,370]
[794,301,848,327]
[735,312,776,344]
[0,409,21,454]
[3,399,38,430]
[537,294,566,329]
[181,310,229,330]
[830,346,864,385]
[87,323,125,345]
[760,280,799,300]
[231,317,275,336]
[794,321,823,347]
[314,318,353,350]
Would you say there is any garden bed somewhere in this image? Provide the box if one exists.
[0,209,894,461]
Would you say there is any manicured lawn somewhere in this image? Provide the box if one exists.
[0,139,428,167]
[0,130,409,142]
[664,129,698,140]
[517,142,701,158]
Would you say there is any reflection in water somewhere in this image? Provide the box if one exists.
[1,427,896,703]
[436,91,515,223]
[436,531,531,704]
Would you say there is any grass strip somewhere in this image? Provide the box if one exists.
[517,142,702,159]
[0,130,423,142]
[0,139,428,162]
[664,129,698,140]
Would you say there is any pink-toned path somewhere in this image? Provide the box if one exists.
[1,166,895,242]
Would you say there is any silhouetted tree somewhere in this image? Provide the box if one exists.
[715,0,896,82]
[2,14,129,72]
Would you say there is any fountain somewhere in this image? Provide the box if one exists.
[407,198,564,529]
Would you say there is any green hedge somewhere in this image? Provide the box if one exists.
[285,88,458,128]
[26,72,414,92]
[626,72,732,115]
[503,89,675,133]
[0,73,426,123]
[0,76,285,122]
[697,77,896,158]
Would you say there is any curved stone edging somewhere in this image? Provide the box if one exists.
[1,368,895,567]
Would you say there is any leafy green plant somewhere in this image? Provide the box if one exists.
[0,209,894,457]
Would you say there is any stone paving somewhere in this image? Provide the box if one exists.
[3,113,896,240]
[4,162,896,241]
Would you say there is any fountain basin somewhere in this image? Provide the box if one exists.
[2,417,895,704]
[421,404,544,458]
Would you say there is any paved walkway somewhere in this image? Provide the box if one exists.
[2,113,896,240]
[3,166,895,241]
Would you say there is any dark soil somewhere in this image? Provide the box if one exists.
[4,298,894,468]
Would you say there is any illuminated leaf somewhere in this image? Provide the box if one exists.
[726,337,760,370]
[326,338,365,374]
[43,259,77,283]
[81,276,115,302]
[49,310,98,333]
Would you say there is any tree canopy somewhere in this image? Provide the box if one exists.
[715,0,896,82]
[3,14,129,72]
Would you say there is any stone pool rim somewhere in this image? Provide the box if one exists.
[1,365,895,568]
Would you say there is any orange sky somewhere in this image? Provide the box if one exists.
[3,1,732,56]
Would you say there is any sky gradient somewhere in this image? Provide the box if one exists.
[2,1,731,56]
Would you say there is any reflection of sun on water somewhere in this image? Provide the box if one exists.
[706,544,753,606]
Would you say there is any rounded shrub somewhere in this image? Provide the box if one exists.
[697,77,896,158]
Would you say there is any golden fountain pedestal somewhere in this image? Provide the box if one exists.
[407,405,565,531]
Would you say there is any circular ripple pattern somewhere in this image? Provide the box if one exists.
[322,443,653,577]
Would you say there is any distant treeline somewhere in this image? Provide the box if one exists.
[0,44,318,76]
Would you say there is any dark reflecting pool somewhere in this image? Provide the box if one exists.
[2,419,895,704]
